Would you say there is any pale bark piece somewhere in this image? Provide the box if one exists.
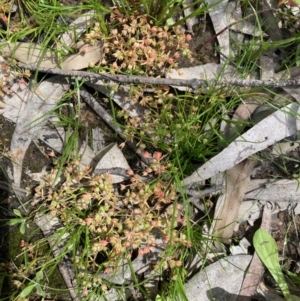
[0,56,33,122]
[182,102,300,186]
[183,0,200,33]
[93,143,130,183]
[35,213,80,301]
[206,0,230,61]
[185,255,252,301]
[166,63,236,90]
[211,159,256,241]
[245,179,300,205]
[0,79,32,123]
[170,64,236,79]
[260,54,276,80]
[230,237,251,255]
[281,86,300,104]
[92,127,105,152]
[31,120,102,175]
[226,1,266,37]
[238,190,300,227]
[10,76,69,186]
[33,119,66,154]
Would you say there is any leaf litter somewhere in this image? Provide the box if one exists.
[1,0,300,300]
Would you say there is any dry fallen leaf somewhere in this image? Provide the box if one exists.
[61,41,103,70]
[10,76,69,186]
[1,40,103,70]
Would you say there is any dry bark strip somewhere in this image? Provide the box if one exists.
[237,202,275,300]
[34,213,80,301]
[211,159,256,242]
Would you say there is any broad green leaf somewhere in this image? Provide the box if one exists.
[296,44,300,67]
[20,284,35,297]
[36,270,43,282]
[20,222,26,235]
[290,0,300,5]
[253,229,290,299]
[35,283,45,296]
[13,209,22,217]
[7,219,21,226]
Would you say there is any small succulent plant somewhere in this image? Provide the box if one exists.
[33,159,191,275]
[85,9,192,76]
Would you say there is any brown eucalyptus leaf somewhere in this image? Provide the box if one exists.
[61,41,103,70]
[1,42,59,68]
[1,40,103,70]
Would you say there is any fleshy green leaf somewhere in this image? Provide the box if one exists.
[7,219,21,226]
[20,284,35,297]
[20,222,26,235]
[35,283,45,296]
[253,229,290,299]
[36,270,44,282]
[290,0,300,5]
[13,209,22,217]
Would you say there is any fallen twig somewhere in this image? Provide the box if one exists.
[18,63,300,90]
[79,87,152,165]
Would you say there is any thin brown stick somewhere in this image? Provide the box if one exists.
[79,87,153,165]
